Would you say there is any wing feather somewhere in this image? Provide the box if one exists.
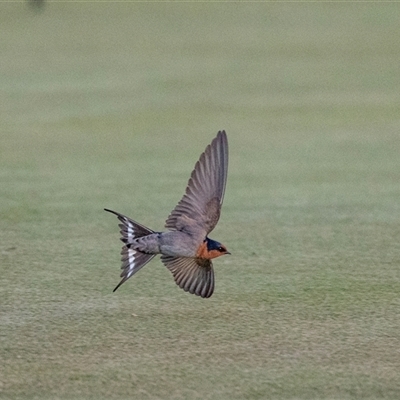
[165,131,228,236]
[161,255,215,298]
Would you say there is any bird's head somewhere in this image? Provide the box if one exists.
[206,238,230,259]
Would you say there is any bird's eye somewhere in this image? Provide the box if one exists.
[218,246,225,252]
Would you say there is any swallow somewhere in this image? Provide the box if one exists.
[105,130,229,298]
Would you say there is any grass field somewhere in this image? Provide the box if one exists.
[1,3,400,399]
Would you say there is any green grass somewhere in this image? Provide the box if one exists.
[1,3,400,399]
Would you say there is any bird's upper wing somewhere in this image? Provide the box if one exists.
[161,255,215,298]
[165,130,228,237]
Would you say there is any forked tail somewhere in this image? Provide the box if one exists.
[104,208,156,292]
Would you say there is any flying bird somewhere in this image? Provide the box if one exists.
[105,130,229,298]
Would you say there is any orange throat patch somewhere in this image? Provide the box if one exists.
[196,241,224,260]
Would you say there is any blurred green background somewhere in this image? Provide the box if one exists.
[1,3,400,399]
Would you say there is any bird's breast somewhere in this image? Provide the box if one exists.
[196,241,208,259]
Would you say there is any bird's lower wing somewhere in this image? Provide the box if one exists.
[113,246,156,292]
[160,255,214,298]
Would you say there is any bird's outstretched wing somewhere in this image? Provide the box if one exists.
[165,130,228,237]
[160,255,214,298]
